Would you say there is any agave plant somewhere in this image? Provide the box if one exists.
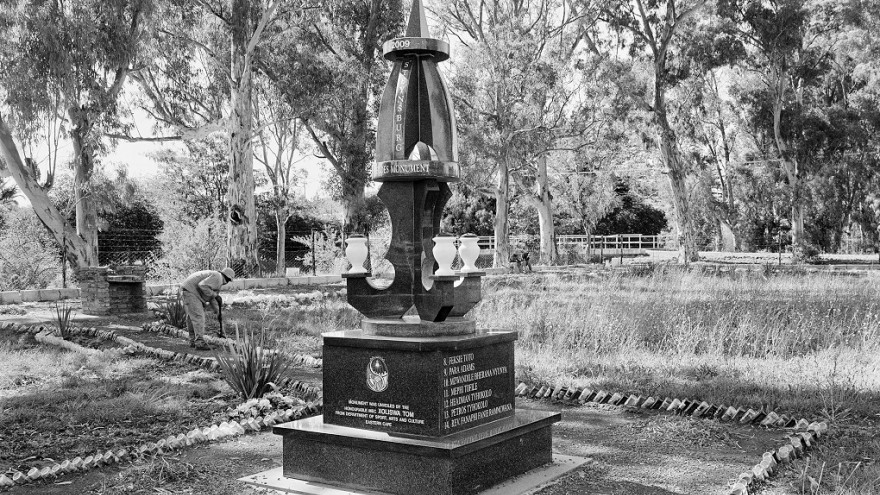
[158,295,188,329]
[213,326,291,400]
[54,301,75,340]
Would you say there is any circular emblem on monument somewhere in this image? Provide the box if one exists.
[366,356,389,392]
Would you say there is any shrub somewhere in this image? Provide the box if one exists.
[54,301,75,340]
[291,230,344,275]
[213,326,291,400]
[0,207,61,290]
[226,392,305,421]
[158,295,188,329]
[153,217,226,282]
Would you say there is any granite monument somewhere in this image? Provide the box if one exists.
[253,1,562,493]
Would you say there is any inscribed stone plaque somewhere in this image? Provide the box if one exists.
[322,333,515,436]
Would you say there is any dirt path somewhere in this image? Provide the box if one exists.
[4,400,784,495]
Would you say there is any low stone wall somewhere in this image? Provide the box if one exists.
[0,275,345,305]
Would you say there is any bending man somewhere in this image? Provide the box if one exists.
[180,267,235,350]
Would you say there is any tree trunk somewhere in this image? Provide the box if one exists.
[534,153,557,265]
[771,68,806,262]
[493,160,511,268]
[654,88,697,264]
[227,0,259,276]
[342,175,367,233]
[69,111,98,266]
[791,178,805,258]
[718,216,736,252]
[0,115,92,268]
[275,204,289,277]
[657,122,699,264]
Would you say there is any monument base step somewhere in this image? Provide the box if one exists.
[264,409,561,495]
[240,454,588,495]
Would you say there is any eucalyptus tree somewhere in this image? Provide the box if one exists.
[716,0,815,258]
[718,0,880,257]
[570,0,711,263]
[258,0,404,234]
[673,61,745,251]
[127,0,296,275]
[440,0,594,266]
[253,75,305,276]
[0,0,153,268]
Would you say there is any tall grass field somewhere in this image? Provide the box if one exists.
[474,269,880,494]
[476,270,880,419]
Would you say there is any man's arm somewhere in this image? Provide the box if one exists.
[207,296,220,314]
[197,272,223,301]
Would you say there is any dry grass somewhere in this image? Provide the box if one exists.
[0,330,230,470]
[475,270,880,420]
[221,287,357,357]
[0,331,96,397]
[475,269,880,494]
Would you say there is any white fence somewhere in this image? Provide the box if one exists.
[477,234,675,254]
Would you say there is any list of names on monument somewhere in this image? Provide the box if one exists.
[442,352,512,432]
[335,399,426,428]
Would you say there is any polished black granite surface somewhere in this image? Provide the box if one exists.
[322,328,517,351]
[274,408,558,455]
[323,331,515,436]
[275,409,560,495]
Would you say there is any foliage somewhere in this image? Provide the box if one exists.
[213,327,292,400]
[153,217,226,282]
[554,171,619,235]
[157,295,188,330]
[0,178,17,206]
[53,302,75,340]
[50,167,164,264]
[0,0,153,267]
[593,181,668,236]
[290,230,344,275]
[147,135,230,225]
[441,187,495,236]
[256,197,326,266]
[0,207,60,290]
[259,0,405,230]
[226,392,305,421]
[368,223,392,278]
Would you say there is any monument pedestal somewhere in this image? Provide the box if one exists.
[262,329,561,494]
[274,410,559,495]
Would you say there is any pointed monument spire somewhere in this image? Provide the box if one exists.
[383,0,449,62]
[405,0,430,38]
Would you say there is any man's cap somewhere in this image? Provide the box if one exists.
[221,267,236,281]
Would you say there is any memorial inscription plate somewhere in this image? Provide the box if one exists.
[323,331,515,436]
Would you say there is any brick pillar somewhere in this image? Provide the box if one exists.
[78,267,111,316]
